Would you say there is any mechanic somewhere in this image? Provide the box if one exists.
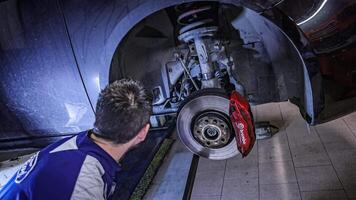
[0,79,152,200]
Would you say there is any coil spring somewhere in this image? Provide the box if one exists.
[177,5,218,43]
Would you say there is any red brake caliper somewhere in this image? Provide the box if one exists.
[229,91,256,157]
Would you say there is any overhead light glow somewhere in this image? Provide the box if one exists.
[297,0,328,26]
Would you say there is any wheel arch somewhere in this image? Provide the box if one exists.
[62,0,320,123]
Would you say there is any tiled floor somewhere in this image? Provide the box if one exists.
[191,101,356,200]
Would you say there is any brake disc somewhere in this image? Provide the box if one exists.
[176,89,239,160]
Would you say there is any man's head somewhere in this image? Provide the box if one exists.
[93,79,152,147]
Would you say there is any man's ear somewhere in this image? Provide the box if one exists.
[136,123,150,142]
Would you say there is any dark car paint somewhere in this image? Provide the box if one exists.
[0,0,94,155]
[0,0,353,154]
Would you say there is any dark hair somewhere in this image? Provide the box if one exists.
[93,79,152,144]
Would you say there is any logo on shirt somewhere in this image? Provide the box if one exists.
[15,152,39,184]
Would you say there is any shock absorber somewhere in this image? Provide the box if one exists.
[177,4,220,88]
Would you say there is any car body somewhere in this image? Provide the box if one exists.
[0,0,355,160]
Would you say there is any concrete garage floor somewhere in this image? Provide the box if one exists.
[190,102,356,200]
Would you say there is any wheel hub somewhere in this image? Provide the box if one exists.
[192,111,231,148]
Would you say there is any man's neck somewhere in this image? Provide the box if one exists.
[89,133,129,162]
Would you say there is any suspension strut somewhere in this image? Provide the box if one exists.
[177,4,220,88]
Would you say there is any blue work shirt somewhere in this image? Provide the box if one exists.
[0,131,121,200]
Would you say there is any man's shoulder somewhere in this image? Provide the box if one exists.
[18,132,90,185]
[38,132,94,173]
[42,131,87,155]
